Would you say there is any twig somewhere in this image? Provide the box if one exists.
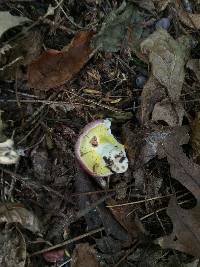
[4,1,64,45]
[71,183,137,197]
[106,193,176,208]
[0,167,65,200]
[114,243,138,267]
[54,0,82,29]
[30,226,104,256]
[140,194,192,221]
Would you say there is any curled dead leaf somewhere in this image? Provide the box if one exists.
[28,31,94,90]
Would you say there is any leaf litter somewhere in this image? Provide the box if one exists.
[1,0,200,266]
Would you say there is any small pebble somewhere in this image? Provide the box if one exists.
[135,75,147,89]
[155,17,170,30]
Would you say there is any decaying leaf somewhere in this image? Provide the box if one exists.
[155,127,200,257]
[0,203,40,233]
[187,59,200,81]
[140,29,191,125]
[0,226,26,267]
[140,75,165,124]
[152,99,185,126]
[0,31,42,81]
[157,126,200,199]
[71,243,100,267]
[0,11,30,38]
[191,112,200,160]
[175,2,200,30]
[107,198,146,240]
[92,2,143,53]
[28,31,94,89]
[141,29,190,100]
[156,197,200,257]
[122,121,172,168]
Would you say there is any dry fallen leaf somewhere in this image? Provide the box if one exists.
[156,197,200,257]
[157,126,200,199]
[122,122,172,167]
[140,29,191,125]
[71,243,100,267]
[140,75,165,124]
[0,226,26,267]
[152,99,185,126]
[0,11,30,38]
[141,29,190,101]
[28,31,94,90]
[0,203,40,233]
[175,2,200,30]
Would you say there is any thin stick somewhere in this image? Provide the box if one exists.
[140,197,192,221]
[114,243,138,267]
[30,226,104,257]
[106,193,175,208]
[54,0,82,29]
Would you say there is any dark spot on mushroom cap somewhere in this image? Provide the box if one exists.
[90,136,98,147]
[119,156,126,163]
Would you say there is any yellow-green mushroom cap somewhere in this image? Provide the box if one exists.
[75,119,128,177]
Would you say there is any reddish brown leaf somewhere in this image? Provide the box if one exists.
[28,31,94,90]
[71,243,100,267]
[156,197,200,257]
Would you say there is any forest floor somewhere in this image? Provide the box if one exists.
[1,0,200,266]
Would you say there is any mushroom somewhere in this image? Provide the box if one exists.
[75,119,128,178]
